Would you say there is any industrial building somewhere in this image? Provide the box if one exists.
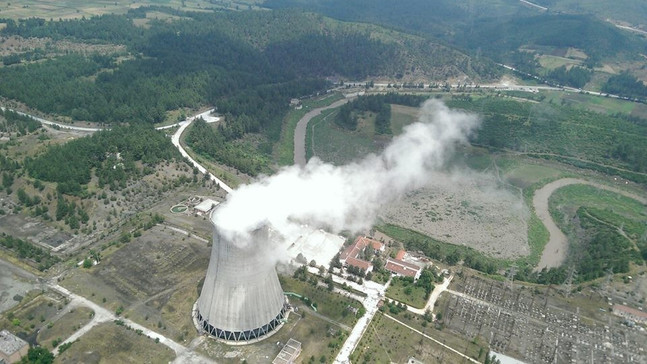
[195,217,288,343]
[0,330,28,364]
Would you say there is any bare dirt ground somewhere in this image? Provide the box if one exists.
[381,172,529,259]
[534,177,647,270]
[0,35,126,58]
[0,258,43,313]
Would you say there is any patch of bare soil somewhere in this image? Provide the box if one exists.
[381,172,529,259]
[0,35,126,58]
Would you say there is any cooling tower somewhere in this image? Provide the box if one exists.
[196,218,287,343]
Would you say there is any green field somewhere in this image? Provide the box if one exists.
[550,184,646,222]
[538,55,582,70]
[549,184,646,237]
[350,312,482,363]
[275,92,344,165]
[385,278,428,308]
[280,275,363,327]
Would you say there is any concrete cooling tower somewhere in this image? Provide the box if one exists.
[195,217,287,343]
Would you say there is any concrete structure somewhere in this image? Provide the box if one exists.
[0,330,28,364]
[272,338,302,364]
[286,229,344,268]
[196,217,287,343]
[339,236,384,272]
[194,198,219,215]
[612,304,647,324]
[385,258,422,280]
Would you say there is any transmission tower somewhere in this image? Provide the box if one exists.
[563,265,577,297]
[505,264,517,291]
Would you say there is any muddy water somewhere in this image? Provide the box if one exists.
[534,178,646,270]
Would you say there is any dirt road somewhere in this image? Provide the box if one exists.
[534,178,646,270]
[294,98,350,166]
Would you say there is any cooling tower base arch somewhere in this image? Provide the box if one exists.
[193,301,289,345]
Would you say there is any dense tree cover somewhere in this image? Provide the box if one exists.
[265,0,529,42]
[547,66,592,89]
[0,8,471,130]
[517,207,643,285]
[2,15,142,44]
[459,15,638,62]
[446,98,647,174]
[0,109,41,134]
[0,234,60,271]
[20,346,55,364]
[266,1,644,69]
[400,233,499,275]
[185,118,269,176]
[602,72,647,100]
[24,124,179,194]
[335,93,426,132]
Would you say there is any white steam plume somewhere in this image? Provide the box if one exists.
[212,99,480,245]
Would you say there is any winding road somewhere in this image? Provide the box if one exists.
[1,106,233,193]
[534,178,646,270]
[294,98,351,166]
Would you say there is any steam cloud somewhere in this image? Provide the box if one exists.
[213,99,480,245]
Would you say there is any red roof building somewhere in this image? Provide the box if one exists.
[395,250,406,261]
[385,258,422,280]
[339,236,383,273]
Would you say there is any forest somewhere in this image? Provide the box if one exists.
[335,93,427,132]
[0,8,490,174]
[446,97,647,178]
[24,124,180,194]
[0,109,42,134]
[0,233,60,271]
[602,72,647,100]
[546,66,592,89]
[266,0,647,86]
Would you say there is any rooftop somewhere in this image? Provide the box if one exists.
[385,258,422,278]
[194,198,219,213]
[339,236,383,261]
[346,257,372,271]
[0,330,28,356]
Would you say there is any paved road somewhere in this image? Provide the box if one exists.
[169,109,233,193]
[534,178,646,270]
[1,106,233,193]
[48,282,215,363]
[294,98,351,166]
[405,275,453,316]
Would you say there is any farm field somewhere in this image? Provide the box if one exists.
[0,0,262,20]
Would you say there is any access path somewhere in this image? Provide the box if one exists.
[294,98,351,166]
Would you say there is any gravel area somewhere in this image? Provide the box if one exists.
[381,172,529,259]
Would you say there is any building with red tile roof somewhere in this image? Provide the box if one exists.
[339,236,384,273]
[385,258,422,280]
[395,249,406,261]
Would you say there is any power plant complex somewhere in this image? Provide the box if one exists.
[195,215,288,343]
